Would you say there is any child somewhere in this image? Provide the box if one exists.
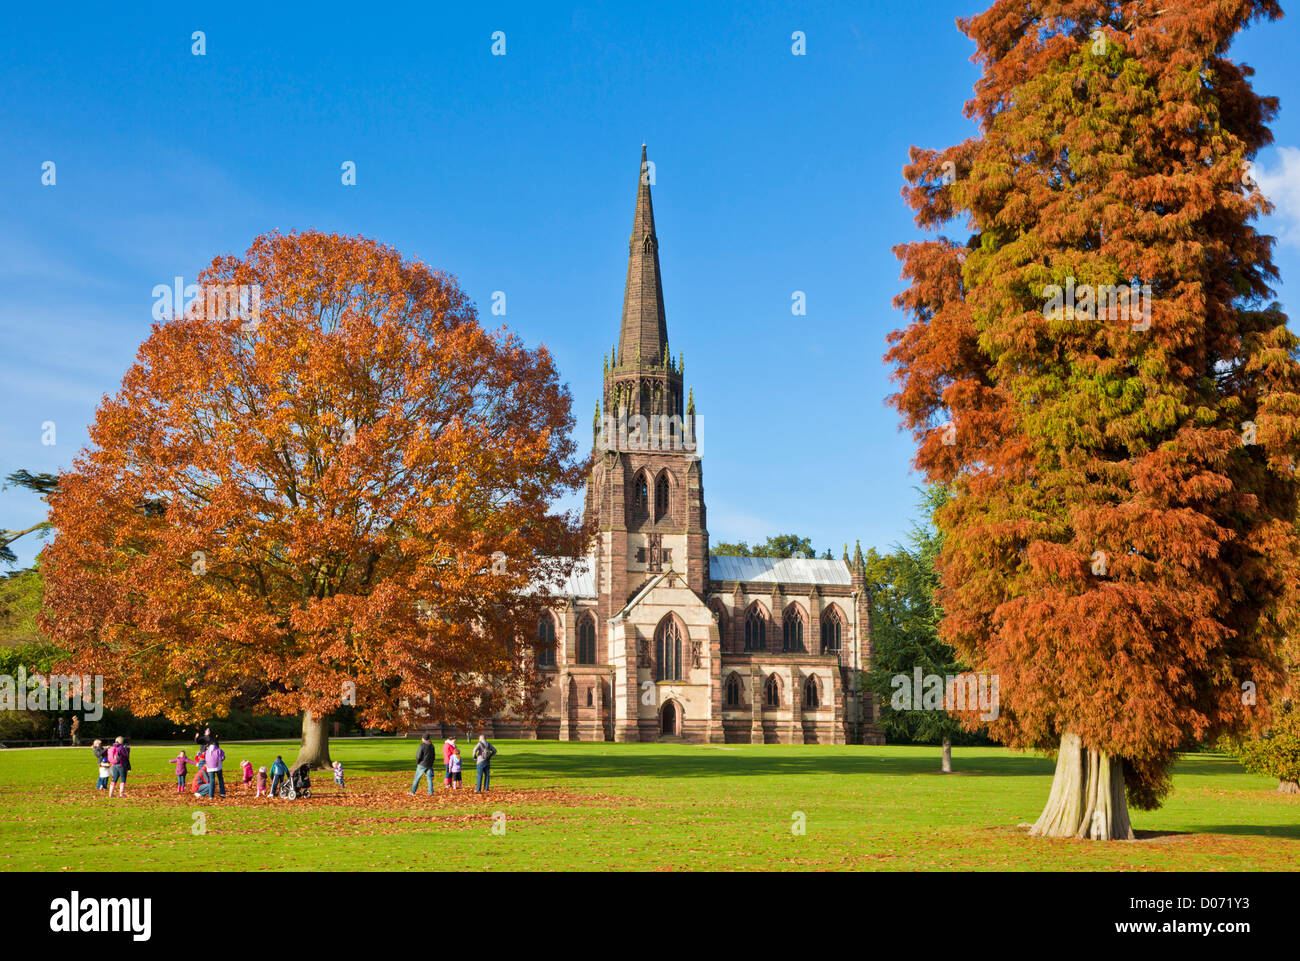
[332,759,345,792]
[256,765,268,798]
[92,739,109,790]
[170,750,191,794]
[442,736,456,788]
[193,763,209,797]
[449,748,463,790]
[241,759,254,790]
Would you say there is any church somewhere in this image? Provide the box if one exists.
[476,147,882,745]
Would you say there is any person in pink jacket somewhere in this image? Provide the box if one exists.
[442,737,457,788]
[169,750,192,794]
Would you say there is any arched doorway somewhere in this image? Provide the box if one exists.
[660,700,680,736]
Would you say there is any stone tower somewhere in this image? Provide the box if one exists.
[584,147,711,729]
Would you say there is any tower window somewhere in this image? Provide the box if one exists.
[631,471,649,521]
[655,472,670,519]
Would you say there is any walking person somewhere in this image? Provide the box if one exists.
[268,755,290,798]
[472,735,496,793]
[70,715,80,747]
[56,716,66,745]
[204,738,226,799]
[410,734,437,795]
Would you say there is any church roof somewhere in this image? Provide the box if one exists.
[524,557,598,598]
[618,144,669,365]
[708,555,852,587]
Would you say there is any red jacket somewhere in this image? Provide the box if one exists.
[442,739,456,764]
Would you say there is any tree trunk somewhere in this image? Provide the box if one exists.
[293,709,333,770]
[1030,732,1134,840]
[1279,778,1300,795]
[941,736,952,773]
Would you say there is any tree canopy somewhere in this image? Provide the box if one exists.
[40,231,589,736]
[887,0,1300,830]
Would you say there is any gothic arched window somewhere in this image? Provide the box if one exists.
[536,615,557,668]
[744,606,767,652]
[764,674,781,708]
[655,472,670,520]
[631,471,649,522]
[655,616,683,682]
[725,673,742,708]
[782,606,805,653]
[821,609,843,655]
[804,675,820,709]
[577,614,596,665]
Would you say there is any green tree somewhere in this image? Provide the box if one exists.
[710,534,819,558]
[1235,704,1300,794]
[1,470,58,567]
[0,566,47,647]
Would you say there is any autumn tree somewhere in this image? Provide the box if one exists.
[41,231,588,768]
[887,1,1300,838]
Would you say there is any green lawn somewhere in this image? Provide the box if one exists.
[1,739,1295,871]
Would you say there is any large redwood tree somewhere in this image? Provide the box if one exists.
[42,231,587,766]
[887,1,1300,837]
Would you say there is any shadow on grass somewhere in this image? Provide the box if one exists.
[1191,824,1300,840]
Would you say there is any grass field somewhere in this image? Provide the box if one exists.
[1,739,1296,871]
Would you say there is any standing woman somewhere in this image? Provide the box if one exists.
[204,737,226,799]
[472,735,496,793]
[107,736,127,797]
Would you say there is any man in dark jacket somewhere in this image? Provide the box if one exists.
[410,734,438,795]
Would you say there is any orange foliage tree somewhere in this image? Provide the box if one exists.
[887,1,1300,837]
[41,231,588,766]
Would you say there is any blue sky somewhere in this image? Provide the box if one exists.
[3,1,1299,568]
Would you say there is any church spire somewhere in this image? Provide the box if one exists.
[618,144,668,368]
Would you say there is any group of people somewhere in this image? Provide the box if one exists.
[87,725,499,799]
[52,715,82,746]
[173,728,345,798]
[411,734,496,794]
[91,736,130,795]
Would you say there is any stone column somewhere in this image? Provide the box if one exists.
[750,669,764,744]
[788,667,804,744]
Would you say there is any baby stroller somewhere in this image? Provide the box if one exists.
[277,764,312,799]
